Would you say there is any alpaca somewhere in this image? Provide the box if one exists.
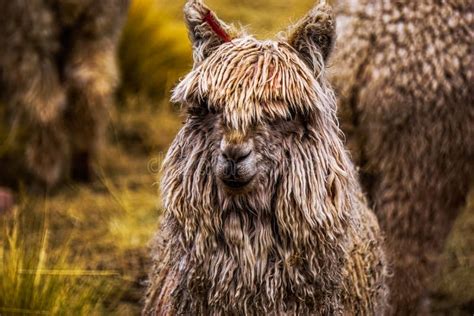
[0,0,129,188]
[329,0,474,314]
[144,1,388,314]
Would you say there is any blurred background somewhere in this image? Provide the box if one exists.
[0,0,472,314]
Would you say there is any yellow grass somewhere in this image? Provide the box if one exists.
[118,0,191,100]
[0,202,118,315]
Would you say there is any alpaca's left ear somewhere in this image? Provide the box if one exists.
[184,0,237,65]
[287,2,335,71]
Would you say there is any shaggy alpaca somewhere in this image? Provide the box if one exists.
[0,0,129,188]
[144,1,388,314]
[330,0,473,314]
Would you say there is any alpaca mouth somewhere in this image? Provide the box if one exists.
[221,177,253,189]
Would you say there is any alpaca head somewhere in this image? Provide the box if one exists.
[164,0,350,241]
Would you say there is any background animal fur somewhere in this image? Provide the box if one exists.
[0,0,129,187]
[144,1,388,314]
[330,0,473,314]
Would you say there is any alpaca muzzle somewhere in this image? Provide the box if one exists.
[216,140,256,190]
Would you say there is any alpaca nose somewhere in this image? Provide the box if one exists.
[220,146,253,178]
[217,139,256,189]
[220,137,254,167]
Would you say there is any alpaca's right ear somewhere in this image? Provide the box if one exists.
[184,0,236,65]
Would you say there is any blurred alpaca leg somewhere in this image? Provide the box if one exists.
[65,42,119,182]
[62,0,128,182]
[0,0,69,187]
[26,120,69,187]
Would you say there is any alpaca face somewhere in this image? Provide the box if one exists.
[170,40,337,214]
[163,0,337,213]
[183,106,265,196]
[181,40,318,195]
[182,96,309,197]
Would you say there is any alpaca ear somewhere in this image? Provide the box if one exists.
[184,0,236,65]
[286,2,335,71]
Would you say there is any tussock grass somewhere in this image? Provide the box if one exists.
[0,201,118,315]
[100,173,159,251]
[0,157,162,314]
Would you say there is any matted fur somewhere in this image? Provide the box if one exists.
[0,0,129,187]
[145,1,388,314]
[330,0,473,314]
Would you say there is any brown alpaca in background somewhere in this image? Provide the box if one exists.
[0,0,129,195]
[330,0,473,314]
[144,1,388,314]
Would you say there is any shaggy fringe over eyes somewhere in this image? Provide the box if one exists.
[172,37,336,130]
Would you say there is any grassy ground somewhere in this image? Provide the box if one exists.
[432,190,474,315]
[0,0,473,314]
[1,101,182,315]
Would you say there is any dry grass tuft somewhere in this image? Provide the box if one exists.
[0,201,118,315]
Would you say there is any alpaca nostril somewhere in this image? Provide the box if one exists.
[236,151,252,163]
[221,150,252,164]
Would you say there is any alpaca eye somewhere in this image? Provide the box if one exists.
[285,109,297,121]
[187,105,209,117]
[187,102,218,118]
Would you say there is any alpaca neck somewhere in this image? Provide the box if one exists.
[181,205,351,313]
